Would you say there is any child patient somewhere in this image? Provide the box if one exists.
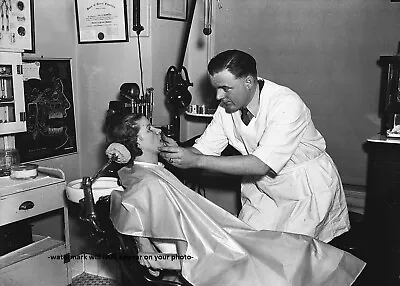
[106,112,365,286]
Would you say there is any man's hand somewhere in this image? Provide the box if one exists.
[159,146,199,169]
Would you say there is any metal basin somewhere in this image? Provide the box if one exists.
[66,177,124,203]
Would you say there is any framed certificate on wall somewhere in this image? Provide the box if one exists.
[75,0,129,44]
[157,0,187,22]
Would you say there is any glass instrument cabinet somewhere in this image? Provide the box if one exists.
[0,52,25,135]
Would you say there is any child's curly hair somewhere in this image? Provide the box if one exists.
[105,112,144,166]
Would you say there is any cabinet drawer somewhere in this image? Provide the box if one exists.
[0,183,65,226]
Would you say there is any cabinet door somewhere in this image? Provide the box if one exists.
[0,240,69,286]
[0,52,25,135]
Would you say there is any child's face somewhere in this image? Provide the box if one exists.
[136,117,163,154]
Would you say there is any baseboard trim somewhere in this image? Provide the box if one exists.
[343,184,366,215]
[70,255,84,278]
[70,253,120,280]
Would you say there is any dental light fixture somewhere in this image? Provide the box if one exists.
[166,66,193,109]
[119,82,140,102]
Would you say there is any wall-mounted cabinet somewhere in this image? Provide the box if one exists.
[0,52,25,135]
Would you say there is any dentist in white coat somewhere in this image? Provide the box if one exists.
[160,49,349,243]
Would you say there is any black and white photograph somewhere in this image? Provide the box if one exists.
[2,1,400,285]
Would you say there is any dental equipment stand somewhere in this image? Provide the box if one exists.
[79,157,116,235]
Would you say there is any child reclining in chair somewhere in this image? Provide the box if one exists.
[105,112,365,286]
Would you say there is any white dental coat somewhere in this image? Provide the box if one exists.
[193,78,350,242]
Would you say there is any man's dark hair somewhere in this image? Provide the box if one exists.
[207,49,257,79]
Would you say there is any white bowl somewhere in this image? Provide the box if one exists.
[66,177,124,203]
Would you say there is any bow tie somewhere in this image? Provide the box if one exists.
[240,107,253,125]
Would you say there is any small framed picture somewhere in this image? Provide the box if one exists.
[75,0,129,44]
[157,0,187,22]
[0,0,35,53]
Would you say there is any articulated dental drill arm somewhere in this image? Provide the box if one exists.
[80,176,104,233]
[80,143,131,234]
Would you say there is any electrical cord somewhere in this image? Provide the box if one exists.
[136,33,145,98]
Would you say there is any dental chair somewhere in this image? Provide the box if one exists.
[79,175,192,286]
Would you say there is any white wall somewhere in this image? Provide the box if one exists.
[214,0,400,186]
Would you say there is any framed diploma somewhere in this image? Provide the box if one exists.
[74,0,129,44]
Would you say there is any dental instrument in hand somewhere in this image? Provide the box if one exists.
[89,142,131,183]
